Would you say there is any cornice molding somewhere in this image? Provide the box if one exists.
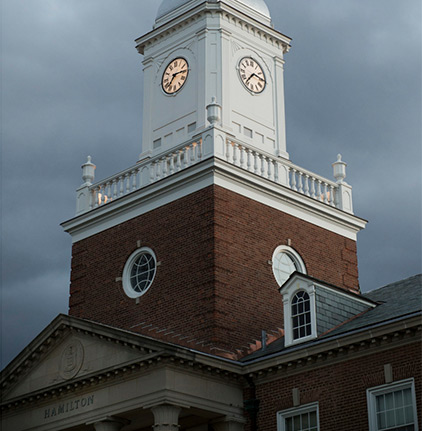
[135,3,291,55]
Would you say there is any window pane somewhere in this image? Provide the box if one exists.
[396,407,405,425]
[404,405,414,423]
[378,412,386,429]
[385,392,394,410]
[285,418,293,431]
[403,388,412,406]
[395,390,404,408]
[302,413,309,428]
[386,409,395,427]
[293,415,301,430]
[377,395,385,412]
[309,411,317,427]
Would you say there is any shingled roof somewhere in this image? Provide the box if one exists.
[241,274,422,362]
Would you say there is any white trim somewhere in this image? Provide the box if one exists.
[122,247,157,298]
[277,402,320,431]
[366,378,419,431]
[62,157,366,243]
[283,280,317,348]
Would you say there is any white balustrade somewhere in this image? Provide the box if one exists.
[81,138,202,213]
[224,138,343,211]
[76,137,352,215]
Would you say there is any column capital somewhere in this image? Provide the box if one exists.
[151,405,182,431]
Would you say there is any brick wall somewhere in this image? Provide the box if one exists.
[246,342,421,431]
[69,184,360,353]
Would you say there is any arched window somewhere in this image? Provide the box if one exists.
[291,291,312,340]
[272,246,306,286]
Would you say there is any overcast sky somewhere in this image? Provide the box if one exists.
[1,0,421,368]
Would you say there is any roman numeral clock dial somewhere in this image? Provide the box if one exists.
[238,57,266,94]
[162,58,189,95]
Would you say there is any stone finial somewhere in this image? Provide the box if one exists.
[332,154,347,183]
[81,155,96,186]
[206,97,222,125]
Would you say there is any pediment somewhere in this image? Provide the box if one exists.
[1,315,162,402]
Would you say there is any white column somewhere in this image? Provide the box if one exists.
[91,416,130,431]
[151,405,182,431]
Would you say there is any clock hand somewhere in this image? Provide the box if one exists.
[172,69,187,77]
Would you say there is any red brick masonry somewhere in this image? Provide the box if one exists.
[69,185,360,353]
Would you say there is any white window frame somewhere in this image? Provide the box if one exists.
[122,247,157,298]
[283,279,317,347]
[272,245,306,287]
[366,378,419,431]
[277,402,320,431]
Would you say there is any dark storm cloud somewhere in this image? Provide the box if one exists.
[1,0,421,367]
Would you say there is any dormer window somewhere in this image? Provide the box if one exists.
[280,273,377,348]
[282,280,317,347]
[292,291,312,340]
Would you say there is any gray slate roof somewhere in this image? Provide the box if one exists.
[241,274,421,362]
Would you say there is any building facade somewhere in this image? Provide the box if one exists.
[1,1,421,430]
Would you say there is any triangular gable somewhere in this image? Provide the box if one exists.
[1,314,166,402]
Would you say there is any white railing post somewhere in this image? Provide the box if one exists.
[76,156,96,214]
[332,154,353,213]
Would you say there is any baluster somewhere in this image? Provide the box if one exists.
[101,185,106,205]
[317,180,323,201]
[254,152,259,174]
[232,143,238,166]
[125,173,130,194]
[310,177,316,198]
[240,146,245,168]
[303,174,309,196]
[190,144,195,164]
[89,188,95,210]
[273,160,279,183]
[94,187,100,208]
[149,163,155,183]
[267,157,272,180]
[132,170,137,191]
[198,140,203,160]
[225,141,231,162]
[323,183,328,203]
[176,151,182,171]
[298,172,304,194]
[247,149,252,171]
[184,147,189,168]
[169,154,175,174]
[260,156,266,178]
[329,185,335,206]
[291,169,297,191]
[156,160,162,179]
[112,179,118,199]
[162,157,168,178]
[107,181,112,201]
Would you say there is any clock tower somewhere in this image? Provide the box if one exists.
[63,0,366,358]
[137,0,290,160]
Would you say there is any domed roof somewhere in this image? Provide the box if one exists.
[156,0,271,20]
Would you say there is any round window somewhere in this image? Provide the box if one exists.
[122,247,157,298]
[272,246,305,287]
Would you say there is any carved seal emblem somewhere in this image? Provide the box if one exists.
[59,339,84,380]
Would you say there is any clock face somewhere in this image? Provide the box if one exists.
[238,57,266,94]
[162,57,189,95]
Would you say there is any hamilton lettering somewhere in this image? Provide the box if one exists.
[44,395,94,420]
